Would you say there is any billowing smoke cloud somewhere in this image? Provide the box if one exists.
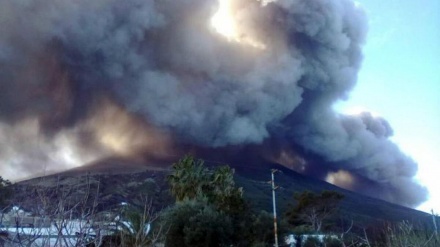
[0,0,427,206]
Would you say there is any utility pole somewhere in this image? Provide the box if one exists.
[271,169,279,247]
[432,209,438,236]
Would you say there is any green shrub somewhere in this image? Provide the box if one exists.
[162,200,233,247]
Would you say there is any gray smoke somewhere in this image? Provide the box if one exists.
[0,0,427,206]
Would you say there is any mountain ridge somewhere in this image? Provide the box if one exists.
[11,158,433,227]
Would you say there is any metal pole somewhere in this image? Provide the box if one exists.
[271,169,279,247]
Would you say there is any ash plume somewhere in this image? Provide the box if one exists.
[0,0,427,206]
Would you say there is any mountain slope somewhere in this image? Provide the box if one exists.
[11,159,433,227]
[233,162,432,225]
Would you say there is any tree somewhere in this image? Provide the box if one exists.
[167,155,244,212]
[286,190,344,232]
[0,176,12,208]
[2,175,102,247]
[209,165,245,213]
[114,198,165,247]
[248,210,284,246]
[167,155,209,201]
[165,155,250,246]
[375,221,439,247]
[162,200,233,247]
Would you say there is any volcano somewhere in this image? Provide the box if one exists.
[12,158,433,227]
[0,0,427,208]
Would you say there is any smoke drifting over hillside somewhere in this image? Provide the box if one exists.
[0,0,427,206]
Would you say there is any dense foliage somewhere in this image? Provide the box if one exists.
[162,200,233,247]
[286,190,344,232]
[167,155,243,207]
[0,176,11,207]
[164,155,257,246]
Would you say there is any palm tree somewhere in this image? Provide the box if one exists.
[167,155,245,214]
[210,166,235,202]
[167,155,209,201]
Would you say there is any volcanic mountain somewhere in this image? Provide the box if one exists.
[0,0,427,211]
[11,158,433,228]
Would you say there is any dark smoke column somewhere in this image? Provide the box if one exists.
[0,0,427,206]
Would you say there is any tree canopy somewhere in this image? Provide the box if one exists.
[163,200,233,247]
[286,190,344,232]
[167,155,209,202]
[166,155,243,212]
[164,155,252,246]
[0,176,12,208]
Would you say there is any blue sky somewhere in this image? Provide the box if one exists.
[336,0,440,212]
